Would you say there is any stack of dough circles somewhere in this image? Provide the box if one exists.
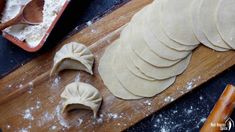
[98,0,234,100]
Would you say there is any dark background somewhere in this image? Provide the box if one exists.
[0,0,235,131]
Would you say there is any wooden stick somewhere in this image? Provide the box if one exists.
[201,84,235,132]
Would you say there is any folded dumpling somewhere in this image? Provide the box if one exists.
[61,82,102,118]
[51,42,94,76]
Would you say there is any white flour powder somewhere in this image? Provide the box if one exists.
[1,0,67,47]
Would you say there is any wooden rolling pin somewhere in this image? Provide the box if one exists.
[201,84,235,132]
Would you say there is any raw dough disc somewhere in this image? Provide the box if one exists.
[200,0,231,49]
[191,0,228,51]
[216,0,235,49]
[129,42,192,80]
[113,46,176,97]
[161,0,199,45]
[139,11,191,60]
[146,0,197,51]
[98,41,142,100]
[117,38,155,81]
[122,23,180,67]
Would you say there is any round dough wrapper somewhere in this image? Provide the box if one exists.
[200,0,231,49]
[146,0,197,51]
[129,42,192,80]
[113,48,176,97]
[130,6,190,61]
[98,41,142,100]
[118,38,155,81]
[216,0,235,49]
[123,22,180,67]
[161,0,199,45]
[191,0,228,51]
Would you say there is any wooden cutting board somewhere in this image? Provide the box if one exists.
[0,0,235,131]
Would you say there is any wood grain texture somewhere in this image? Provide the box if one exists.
[0,0,235,131]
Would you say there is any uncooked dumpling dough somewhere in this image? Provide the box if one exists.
[117,40,155,81]
[131,8,190,61]
[98,41,143,100]
[191,0,228,51]
[51,42,94,76]
[146,0,197,51]
[123,25,180,67]
[113,45,176,97]
[61,82,102,118]
[129,44,192,80]
[216,0,235,49]
[98,0,234,100]
[199,0,230,49]
[161,0,199,45]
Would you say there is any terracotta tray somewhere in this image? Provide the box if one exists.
[2,0,70,52]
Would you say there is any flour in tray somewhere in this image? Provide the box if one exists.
[1,0,67,48]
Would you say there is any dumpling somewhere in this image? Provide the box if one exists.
[51,42,94,76]
[60,82,102,118]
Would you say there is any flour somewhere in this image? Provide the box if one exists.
[6,125,11,129]
[164,96,174,103]
[143,100,152,106]
[1,0,67,47]
[52,76,61,88]
[86,21,93,26]
[23,109,34,120]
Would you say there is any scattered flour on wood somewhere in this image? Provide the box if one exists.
[86,21,93,26]
[164,96,174,103]
[28,81,34,94]
[19,84,23,88]
[23,109,34,121]
[185,76,201,90]
[51,76,61,88]
[91,29,97,33]
[74,73,80,82]
[55,105,70,128]
[143,100,152,106]
[51,125,57,130]
[6,125,11,129]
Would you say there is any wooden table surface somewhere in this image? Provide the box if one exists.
[0,0,235,131]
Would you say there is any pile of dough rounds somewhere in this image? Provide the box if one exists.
[98,0,235,100]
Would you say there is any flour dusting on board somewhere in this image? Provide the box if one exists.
[185,76,201,90]
[51,76,61,88]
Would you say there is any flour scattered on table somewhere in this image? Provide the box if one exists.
[86,21,93,26]
[107,113,119,119]
[23,109,34,121]
[143,100,152,106]
[164,96,174,103]
[52,76,61,88]
[91,29,97,33]
[28,81,33,86]
[28,82,34,94]
[74,73,80,82]
[6,125,11,129]
[19,84,23,88]
[55,105,70,128]
[185,76,201,90]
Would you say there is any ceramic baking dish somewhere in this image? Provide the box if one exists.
[2,0,70,52]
